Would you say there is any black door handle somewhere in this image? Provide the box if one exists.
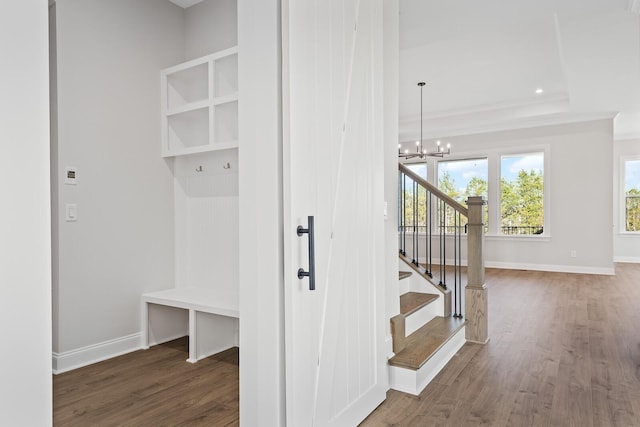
[297,216,315,291]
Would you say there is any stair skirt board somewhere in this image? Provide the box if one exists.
[389,325,466,396]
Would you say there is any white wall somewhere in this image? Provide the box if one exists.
[383,0,400,342]
[52,0,184,371]
[405,119,615,274]
[174,150,239,291]
[184,0,237,60]
[175,0,239,293]
[0,1,52,424]
[613,138,640,262]
[238,0,285,425]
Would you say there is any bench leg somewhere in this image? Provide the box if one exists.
[187,308,197,363]
[141,301,150,350]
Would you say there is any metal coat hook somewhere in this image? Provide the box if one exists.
[223,162,231,169]
[195,165,203,172]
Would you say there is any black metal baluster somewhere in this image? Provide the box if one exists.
[424,188,429,276]
[415,181,420,267]
[439,199,447,289]
[442,204,447,289]
[411,181,418,265]
[458,212,464,317]
[453,210,458,317]
[427,190,433,278]
[399,172,404,255]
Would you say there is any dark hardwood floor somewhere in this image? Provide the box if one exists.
[362,263,640,426]
[54,263,640,426]
[53,339,239,426]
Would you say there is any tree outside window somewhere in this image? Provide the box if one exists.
[401,162,428,233]
[624,159,640,232]
[500,153,544,235]
[437,158,488,233]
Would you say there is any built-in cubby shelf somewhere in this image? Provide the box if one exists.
[161,46,238,157]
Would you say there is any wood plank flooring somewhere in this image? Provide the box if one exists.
[54,264,640,426]
[362,263,640,426]
[53,339,238,426]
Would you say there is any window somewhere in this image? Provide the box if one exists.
[437,158,488,232]
[500,153,544,235]
[400,162,428,233]
[623,158,640,232]
[404,162,427,180]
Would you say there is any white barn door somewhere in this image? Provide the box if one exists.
[282,0,387,426]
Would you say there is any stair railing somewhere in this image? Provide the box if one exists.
[398,164,488,343]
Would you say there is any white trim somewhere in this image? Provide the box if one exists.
[617,232,640,237]
[52,333,144,374]
[399,92,571,129]
[388,326,466,395]
[485,234,551,242]
[615,131,640,141]
[614,256,640,264]
[620,156,640,233]
[400,110,617,141]
[485,261,615,276]
[168,0,205,9]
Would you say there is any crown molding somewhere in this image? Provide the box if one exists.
[629,0,640,14]
[399,92,570,125]
[399,111,618,143]
[169,0,205,8]
[399,92,573,140]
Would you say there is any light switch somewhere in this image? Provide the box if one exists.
[383,201,388,220]
[65,204,77,222]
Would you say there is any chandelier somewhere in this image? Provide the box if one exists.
[398,82,451,159]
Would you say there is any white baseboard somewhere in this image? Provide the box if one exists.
[485,261,615,276]
[614,256,640,264]
[53,332,145,374]
[407,255,615,276]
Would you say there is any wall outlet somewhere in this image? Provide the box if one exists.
[570,250,577,258]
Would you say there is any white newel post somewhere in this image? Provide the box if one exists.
[465,196,488,344]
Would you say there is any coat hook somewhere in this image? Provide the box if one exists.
[223,162,231,169]
[195,165,203,172]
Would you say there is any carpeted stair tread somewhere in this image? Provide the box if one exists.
[389,316,465,370]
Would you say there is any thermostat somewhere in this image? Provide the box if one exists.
[65,167,77,185]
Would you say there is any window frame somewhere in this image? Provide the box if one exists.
[497,150,548,238]
[398,145,551,240]
[620,155,640,235]
[436,155,489,234]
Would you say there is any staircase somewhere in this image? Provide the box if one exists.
[388,264,466,395]
[388,164,488,396]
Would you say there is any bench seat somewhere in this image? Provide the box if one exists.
[142,287,239,363]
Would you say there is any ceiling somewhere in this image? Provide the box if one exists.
[399,0,640,142]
